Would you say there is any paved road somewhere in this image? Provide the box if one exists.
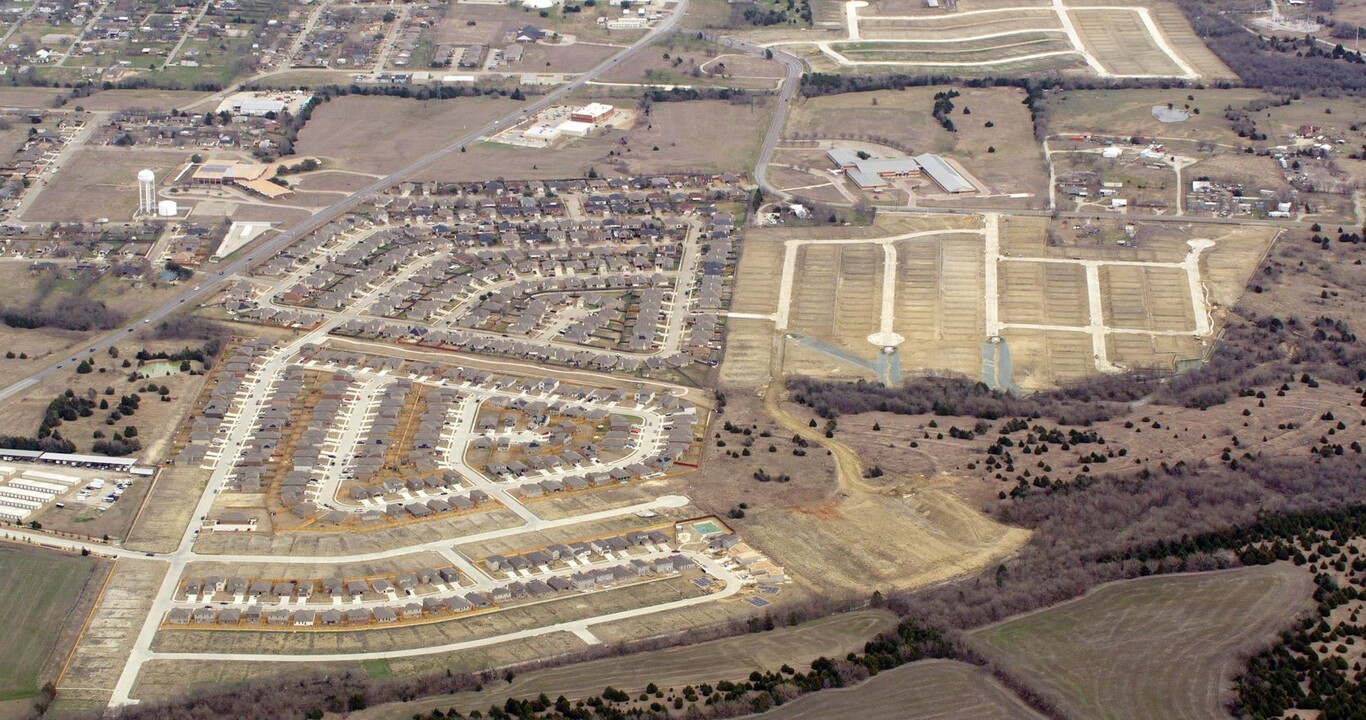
[706,37,803,201]
[0,0,690,406]
[147,554,740,663]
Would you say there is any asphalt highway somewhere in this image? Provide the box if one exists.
[0,0,689,404]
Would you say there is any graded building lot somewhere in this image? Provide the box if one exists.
[1069,9,1184,76]
[179,551,451,585]
[970,564,1315,720]
[294,95,524,176]
[747,659,1046,720]
[414,98,774,181]
[727,212,1274,389]
[892,235,987,377]
[0,545,106,701]
[21,149,190,223]
[124,466,209,553]
[189,508,527,557]
[354,610,898,720]
[52,559,167,714]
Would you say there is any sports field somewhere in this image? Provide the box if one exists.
[0,545,102,699]
[970,564,1314,720]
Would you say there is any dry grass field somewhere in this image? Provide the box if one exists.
[755,659,1045,720]
[0,87,72,108]
[179,552,451,585]
[0,337,210,457]
[518,42,619,73]
[53,558,167,714]
[598,48,786,90]
[1045,88,1267,145]
[0,324,86,389]
[1185,153,1294,194]
[294,95,523,175]
[0,545,105,701]
[969,564,1314,720]
[414,99,773,181]
[72,89,211,112]
[21,149,189,222]
[783,87,1048,206]
[355,610,897,720]
[129,632,582,704]
[124,466,208,553]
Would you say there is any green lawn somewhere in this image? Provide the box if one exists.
[0,545,101,700]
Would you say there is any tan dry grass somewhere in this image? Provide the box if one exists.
[970,564,1314,720]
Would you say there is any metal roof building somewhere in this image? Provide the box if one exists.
[913,153,974,193]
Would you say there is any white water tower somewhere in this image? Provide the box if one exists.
[137,169,156,216]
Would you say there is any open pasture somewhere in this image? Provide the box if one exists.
[294,95,523,175]
[22,149,187,222]
[416,98,772,181]
[755,659,1045,720]
[969,564,1314,720]
[0,545,103,700]
[1044,88,1266,145]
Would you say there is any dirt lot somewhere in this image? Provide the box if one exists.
[681,389,1029,594]
[294,95,524,175]
[415,98,773,181]
[970,564,1313,720]
[355,609,898,719]
[1071,8,1185,76]
[22,149,189,223]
